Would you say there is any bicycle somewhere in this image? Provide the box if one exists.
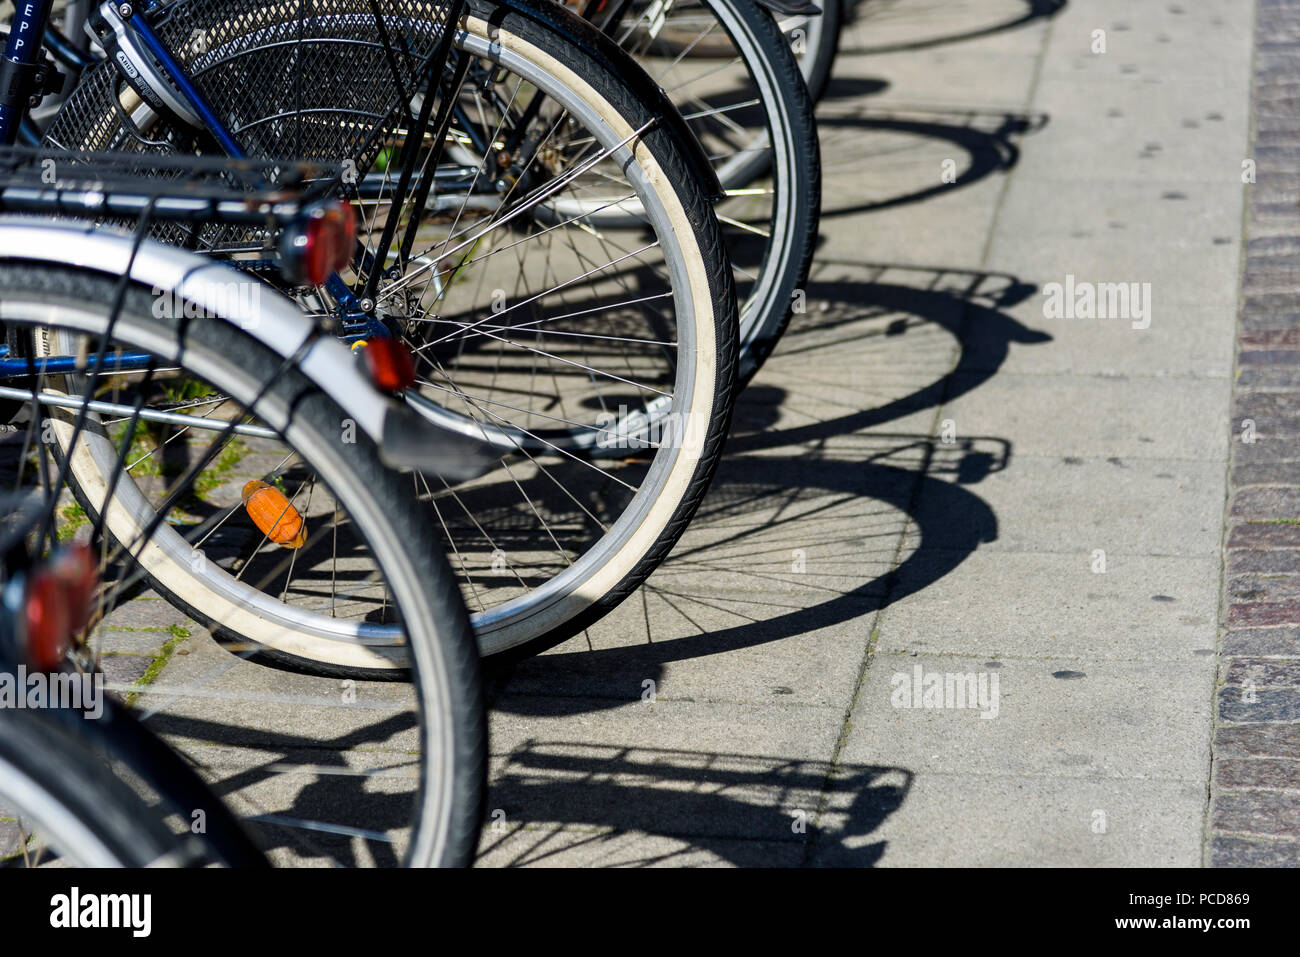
[561,0,822,385]
[18,0,819,388]
[0,701,204,866]
[33,0,743,660]
[1,541,268,866]
[0,148,487,865]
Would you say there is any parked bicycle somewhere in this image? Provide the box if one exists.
[0,149,487,865]
[23,0,742,659]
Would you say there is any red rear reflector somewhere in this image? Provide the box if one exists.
[53,542,98,637]
[363,337,416,392]
[287,201,358,286]
[24,568,71,672]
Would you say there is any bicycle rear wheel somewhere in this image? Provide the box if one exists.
[46,0,740,659]
[573,0,821,383]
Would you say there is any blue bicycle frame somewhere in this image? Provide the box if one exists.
[0,0,57,145]
[1,0,387,354]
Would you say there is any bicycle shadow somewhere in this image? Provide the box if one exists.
[477,741,913,867]
[140,704,424,868]
[816,106,1049,218]
[738,259,1051,446]
[485,263,1048,710]
[132,264,1049,867]
[818,76,891,102]
[485,434,1003,704]
[837,0,1068,56]
[471,263,1048,863]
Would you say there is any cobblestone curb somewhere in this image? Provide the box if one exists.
[1211,0,1300,868]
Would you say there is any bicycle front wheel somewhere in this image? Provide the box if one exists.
[0,706,184,866]
[1,254,485,865]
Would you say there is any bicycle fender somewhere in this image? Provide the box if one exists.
[0,219,498,480]
[468,0,726,202]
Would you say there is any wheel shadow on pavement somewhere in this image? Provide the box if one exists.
[486,263,1048,707]
[816,105,1049,219]
[140,704,424,868]
[476,741,913,867]
[837,0,1067,57]
[734,260,1050,449]
[485,437,1001,700]
[478,262,1048,865]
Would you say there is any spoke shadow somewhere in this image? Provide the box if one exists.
[817,106,1049,218]
[478,741,913,867]
[737,259,1051,446]
[486,263,1048,711]
[124,265,1048,868]
[838,0,1068,56]
[486,435,1001,706]
[141,705,422,868]
[477,262,1050,864]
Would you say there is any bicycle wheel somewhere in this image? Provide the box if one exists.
[785,0,840,103]
[571,0,821,383]
[0,253,485,865]
[47,0,739,659]
[0,705,184,866]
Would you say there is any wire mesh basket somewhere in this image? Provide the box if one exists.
[43,0,464,247]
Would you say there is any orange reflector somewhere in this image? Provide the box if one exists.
[363,336,416,392]
[242,480,307,548]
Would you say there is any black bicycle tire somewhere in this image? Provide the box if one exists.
[0,261,487,866]
[691,0,821,385]
[0,705,185,866]
[799,0,841,104]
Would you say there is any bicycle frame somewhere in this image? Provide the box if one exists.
[0,0,57,145]
[0,217,496,477]
[0,0,725,423]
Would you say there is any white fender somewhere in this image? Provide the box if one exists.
[0,217,495,479]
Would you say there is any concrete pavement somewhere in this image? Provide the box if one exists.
[79,0,1263,868]
[477,0,1256,866]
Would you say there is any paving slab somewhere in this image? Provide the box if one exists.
[810,772,1206,867]
[938,370,1232,461]
[875,549,1222,661]
[902,456,1227,557]
[843,653,1215,781]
